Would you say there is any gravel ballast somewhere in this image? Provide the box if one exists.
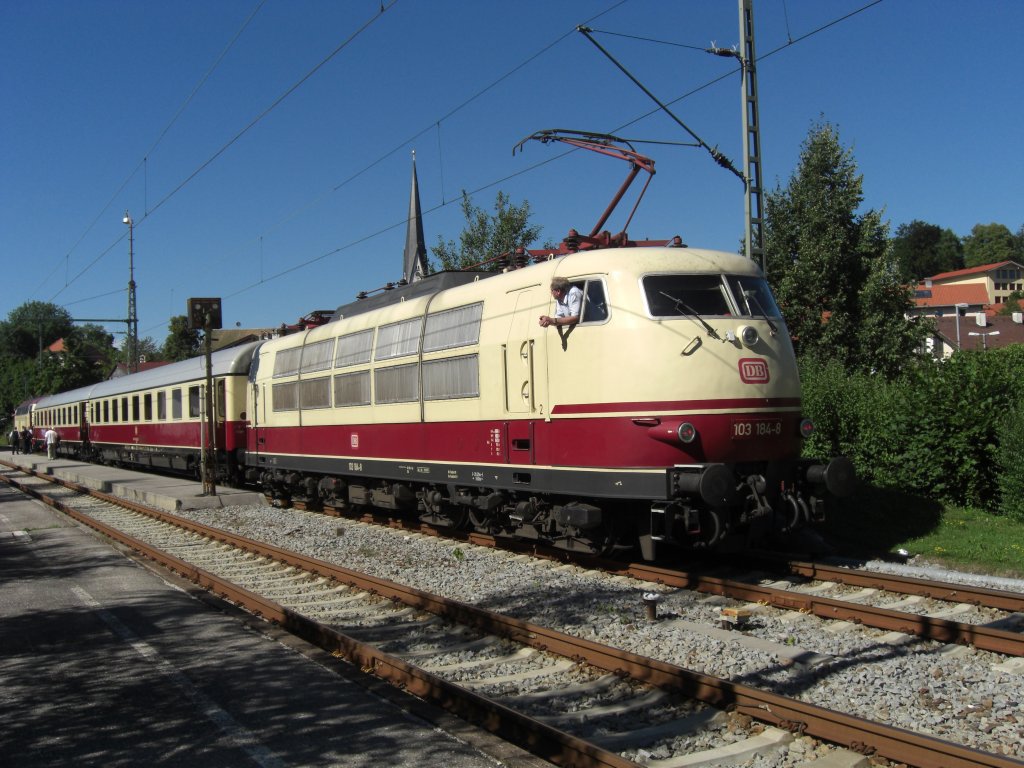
[174,504,1024,760]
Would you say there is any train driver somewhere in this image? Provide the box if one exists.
[538,277,582,329]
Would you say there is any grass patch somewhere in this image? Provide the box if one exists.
[820,483,1024,578]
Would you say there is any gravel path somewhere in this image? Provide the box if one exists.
[175,504,1024,761]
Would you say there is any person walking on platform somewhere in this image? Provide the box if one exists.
[44,427,58,460]
[8,428,19,454]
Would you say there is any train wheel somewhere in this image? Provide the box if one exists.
[419,507,469,529]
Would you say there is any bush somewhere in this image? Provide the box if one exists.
[996,405,1024,522]
[799,346,1024,515]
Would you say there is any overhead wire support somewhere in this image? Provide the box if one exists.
[577,25,745,183]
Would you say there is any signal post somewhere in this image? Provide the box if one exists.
[188,298,223,497]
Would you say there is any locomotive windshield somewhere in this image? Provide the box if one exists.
[726,275,782,318]
[643,274,782,321]
[643,275,732,317]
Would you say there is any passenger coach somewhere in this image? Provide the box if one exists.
[29,341,262,478]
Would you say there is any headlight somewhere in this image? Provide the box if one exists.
[677,422,698,443]
[739,325,759,347]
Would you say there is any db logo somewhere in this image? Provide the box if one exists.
[738,358,770,383]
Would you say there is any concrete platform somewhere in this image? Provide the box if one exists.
[3,450,268,511]
[0,474,544,768]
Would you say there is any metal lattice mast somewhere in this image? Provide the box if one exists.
[740,0,765,274]
[124,211,139,373]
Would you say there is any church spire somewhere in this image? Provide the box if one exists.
[403,151,428,283]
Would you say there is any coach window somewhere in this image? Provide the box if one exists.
[112,399,119,422]
[157,391,166,420]
[188,386,201,418]
[121,397,129,422]
[132,396,140,421]
[103,401,110,423]
[144,393,153,421]
[172,389,183,420]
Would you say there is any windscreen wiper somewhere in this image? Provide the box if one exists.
[659,291,720,340]
[743,289,779,335]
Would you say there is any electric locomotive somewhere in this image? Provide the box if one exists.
[247,243,852,558]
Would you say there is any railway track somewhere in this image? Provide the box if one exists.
[4,464,1022,768]
[292,498,1024,658]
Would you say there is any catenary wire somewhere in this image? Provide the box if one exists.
[37,0,267,302]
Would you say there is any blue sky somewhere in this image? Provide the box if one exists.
[2,0,1021,345]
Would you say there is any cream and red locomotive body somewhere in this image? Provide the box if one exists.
[246,245,852,557]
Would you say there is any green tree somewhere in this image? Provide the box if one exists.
[890,220,963,281]
[0,301,74,359]
[997,290,1023,316]
[431,191,542,272]
[962,222,1018,267]
[161,315,201,361]
[764,121,926,376]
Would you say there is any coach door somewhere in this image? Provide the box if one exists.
[78,401,88,444]
[504,289,538,414]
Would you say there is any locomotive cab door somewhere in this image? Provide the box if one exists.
[504,289,540,414]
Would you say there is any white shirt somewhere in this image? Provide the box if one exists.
[555,285,583,320]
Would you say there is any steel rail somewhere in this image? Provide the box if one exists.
[4,470,1020,768]
[614,561,1024,657]
[0,472,637,768]
[759,556,1024,613]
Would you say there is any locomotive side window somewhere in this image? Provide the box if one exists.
[335,329,373,367]
[375,363,419,403]
[726,276,782,318]
[423,303,483,352]
[334,371,371,407]
[579,279,609,324]
[273,347,302,378]
[171,389,182,420]
[642,275,732,317]
[300,377,331,409]
[300,339,335,374]
[188,387,201,418]
[272,382,298,412]
[423,355,479,400]
[375,318,422,360]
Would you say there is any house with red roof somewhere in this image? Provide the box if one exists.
[912,260,1024,358]
[921,260,1024,307]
